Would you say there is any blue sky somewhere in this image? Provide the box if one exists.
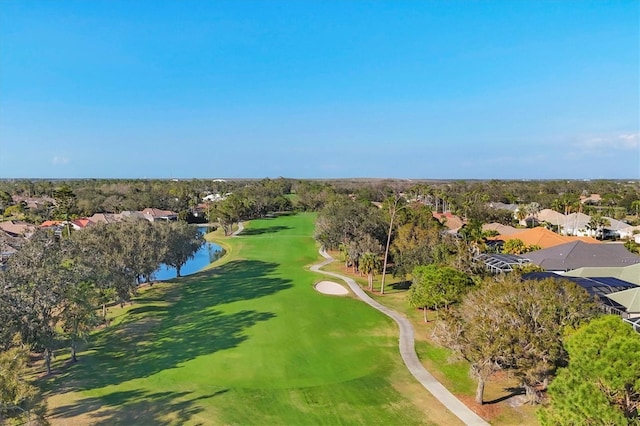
[1,0,638,179]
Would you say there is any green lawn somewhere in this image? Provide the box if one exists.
[42,213,460,425]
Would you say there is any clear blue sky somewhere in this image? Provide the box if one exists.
[1,0,638,179]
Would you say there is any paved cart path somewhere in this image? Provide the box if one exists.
[310,249,490,426]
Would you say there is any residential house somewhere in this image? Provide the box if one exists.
[0,220,36,238]
[490,227,599,250]
[523,271,637,316]
[433,212,465,234]
[71,218,94,230]
[562,212,591,236]
[605,287,640,319]
[140,208,178,222]
[564,263,640,286]
[536,209,566,227]
[11,195,55,210]
[482,222,519,236]
[523,241,640,272]
[580,194,602,205]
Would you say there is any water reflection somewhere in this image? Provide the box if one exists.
[154,227,224,281]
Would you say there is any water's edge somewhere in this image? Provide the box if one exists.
[153,226,223,281]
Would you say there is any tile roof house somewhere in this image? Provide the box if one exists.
[562,212,592,236]
[432,212,465,233]
[40,220,63,228]
[618,225,640,241]
[140,208,178,222]
[0,220,36,238]
[491,227,600,249]
[482,222,520,236]
[580,194,602,204]
[71,218,94,230]
[88,213,124,224]
[523,241,640,272]
[536,209,566,226]
[11,195,55,210]
[487,202,519,212]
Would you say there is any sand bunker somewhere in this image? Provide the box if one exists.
[314,281,349,296]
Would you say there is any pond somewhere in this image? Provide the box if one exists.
[153,226,224,281]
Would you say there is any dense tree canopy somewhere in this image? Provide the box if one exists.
[539,315,640,425]
[436,275,598,404]
[408,265,473,322]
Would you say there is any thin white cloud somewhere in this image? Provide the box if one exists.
[52,156,70,165]
[579,132,640,153]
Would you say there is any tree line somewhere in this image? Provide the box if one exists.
[0,218,203,423]
[314,190,639,424]
[2,178,638,226]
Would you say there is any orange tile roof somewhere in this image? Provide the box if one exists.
[40,220,62,227]
[491,227,600,249]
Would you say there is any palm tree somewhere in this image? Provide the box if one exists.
[587,214,611,240]
[359,252,382,291]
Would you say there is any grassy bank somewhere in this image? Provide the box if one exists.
[41,213,461,425]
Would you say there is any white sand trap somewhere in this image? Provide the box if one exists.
[314,281,349,296]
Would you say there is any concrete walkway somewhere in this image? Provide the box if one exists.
[231,221,244,236]
[311,249,490,426]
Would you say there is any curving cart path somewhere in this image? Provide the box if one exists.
[311,249,490,426]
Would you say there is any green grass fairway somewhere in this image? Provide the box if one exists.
[42,213,460,425]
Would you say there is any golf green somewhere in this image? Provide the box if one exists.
[44,213,453,425]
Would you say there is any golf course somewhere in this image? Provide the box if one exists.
[42,212,462,425]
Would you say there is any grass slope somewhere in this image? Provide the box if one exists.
[43,213,460,425]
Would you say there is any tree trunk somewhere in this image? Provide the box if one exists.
[102,303,107,321]
[524,383,540,404]
[475,377,485,405]
[44,349,52,375]
[71,340,77,363]
[381,213,395,295]
[176,265,182,277]
[368,273,373,291]
[423,307,428,323]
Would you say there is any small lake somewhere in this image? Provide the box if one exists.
[153,226,224,281]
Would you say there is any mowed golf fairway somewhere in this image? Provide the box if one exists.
[44,213,460,425]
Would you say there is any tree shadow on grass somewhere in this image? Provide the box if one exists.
[41,259,291,394]
[390,280,411,290]
[484,387,525,404]
[239,225,291,236]
[48,388,228,425]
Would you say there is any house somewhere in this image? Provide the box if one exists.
[0,220,36,238]
[523,271,638,316]
[564,263,640,286]
[562,212,591,236]
[617,225,640,241]
[88,213,124,225]
[601,217,634,239]
[433,212,464,233]
[482,222,520,236]
[71,218,94,230]
[11,195,55,210]
[140,208,178,222]
[580,194,602,205]
[605,287,640,319]
[487,202,519,213]
[523,241,640,272]
[536,209,566,227]
[40,220,63,228]
[490,227,600,249]
[474,253,530,273]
